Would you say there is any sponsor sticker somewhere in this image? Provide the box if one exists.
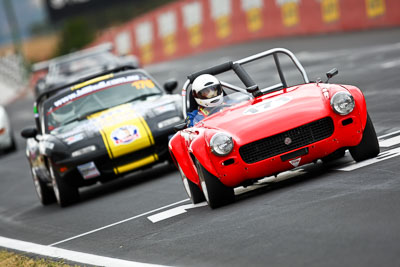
[111,125,140,145]
[289,157,301,167]
[64,133,84,145]
[77,162,101,179]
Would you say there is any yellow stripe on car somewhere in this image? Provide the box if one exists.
[88,103,157,174]
[114,154,159,174]
[70,74,114,91]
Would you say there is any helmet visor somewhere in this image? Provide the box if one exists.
[194,84,222,100]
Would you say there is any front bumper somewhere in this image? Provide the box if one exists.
[53,127,176,186]
[210,115,363,187]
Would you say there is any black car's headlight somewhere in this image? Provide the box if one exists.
[330,91,355,115]
[210,133,234,156]
[71,145,96,157]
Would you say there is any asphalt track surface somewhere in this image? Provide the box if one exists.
[1,28,400,267]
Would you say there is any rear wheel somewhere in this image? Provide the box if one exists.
[49,163,80,207]
[30,166,56,205]
[195,159,234,209]
[178,163,205,204]
[349,113,380,162]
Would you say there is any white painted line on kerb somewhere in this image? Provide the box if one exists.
[0,236,168,267]
[49,198,189,247]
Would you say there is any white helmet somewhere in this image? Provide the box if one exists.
[192,74,223,108]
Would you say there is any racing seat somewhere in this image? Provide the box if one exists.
[186,87,199,114]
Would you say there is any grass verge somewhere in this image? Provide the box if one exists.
[0,249,83,267]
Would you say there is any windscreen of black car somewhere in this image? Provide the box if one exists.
[43,73,162,133]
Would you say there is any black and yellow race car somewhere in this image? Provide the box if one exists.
[21,66,183,207]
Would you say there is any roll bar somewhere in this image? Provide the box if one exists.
[181,48,309,117]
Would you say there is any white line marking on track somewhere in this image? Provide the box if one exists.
[334,147,400,171]
[379,135,400,147]
[148,202,208,223]
[0,236,168,267]
[49,198,189,247]
[378,130,400,139]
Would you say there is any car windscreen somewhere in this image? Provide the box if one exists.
[43,73,162,133]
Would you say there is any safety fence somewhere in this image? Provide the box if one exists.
[89,0,400,65]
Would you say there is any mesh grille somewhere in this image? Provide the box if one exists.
[239,117,334,164]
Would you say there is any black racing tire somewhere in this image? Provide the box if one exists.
[321,148,346,163]
[30,166,56,205]
[49,162,80,207]
[349,113,380,162]
[178,163,205,204]
[195,159,234,209]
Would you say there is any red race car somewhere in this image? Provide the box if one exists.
[169,48,380,208]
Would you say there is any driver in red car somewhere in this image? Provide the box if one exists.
[186,74,224,127]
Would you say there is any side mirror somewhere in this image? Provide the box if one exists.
[164,79,178,94]
[21,127,38,139]
[326,68,338,83]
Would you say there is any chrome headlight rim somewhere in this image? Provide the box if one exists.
[210,132,234,156]
[330,91,355,115]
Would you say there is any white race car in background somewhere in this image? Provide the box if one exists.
[0,105,16,153]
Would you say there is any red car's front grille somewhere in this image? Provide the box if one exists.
[239,117,334,164]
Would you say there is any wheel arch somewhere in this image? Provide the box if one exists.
[342,85,368,129]
[169,132,200,185]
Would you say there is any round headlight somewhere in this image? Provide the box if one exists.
[210,133,234,156]
[330,91,355,115]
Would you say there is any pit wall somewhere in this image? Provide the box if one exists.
[91,0,400,65]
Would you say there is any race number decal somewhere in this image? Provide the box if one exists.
[243,96,293,115]
[131,79,155,90]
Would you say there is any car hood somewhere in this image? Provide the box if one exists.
[200,84,335,145]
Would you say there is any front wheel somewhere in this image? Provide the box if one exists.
[49,162,80,207]
[195,159,234,209]
[31,166,56,205]
[178,163,205,204]
[349,113,380,162]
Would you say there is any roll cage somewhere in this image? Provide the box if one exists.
[181,48,309,117]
